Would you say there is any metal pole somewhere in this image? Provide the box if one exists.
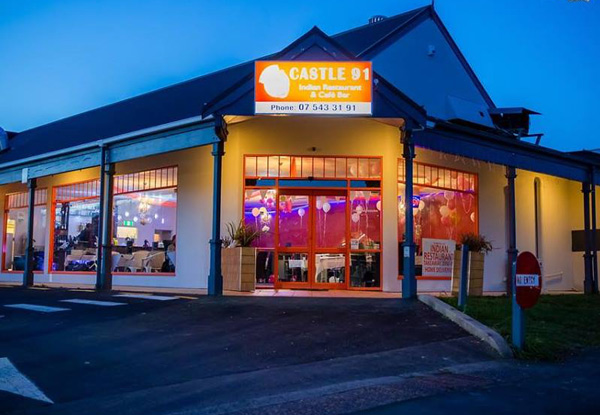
[96,145,106,290]
[402,129,417,299]
[506,166,524,349]
[583,181,593,294]
[591,168,598,294]
[458,244,469,309]
[98,152,115,291]
[208,118,227,296]
[23,178,37,287]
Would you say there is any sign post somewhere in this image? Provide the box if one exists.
[514,251,543,349]
[255,61,372,116]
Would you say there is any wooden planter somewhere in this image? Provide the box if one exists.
[223,247,256,292]
[451,251,485,296]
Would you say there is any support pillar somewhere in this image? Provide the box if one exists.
[208,118,227,296]
[23,178,37,287]
[583,181,594,294]
[506,166,524,349]
[97,146,115,291]
[402,129,417,299]
[591,169,598,294]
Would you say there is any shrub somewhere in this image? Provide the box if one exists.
[225,220,260,248]
[459,232,493,254]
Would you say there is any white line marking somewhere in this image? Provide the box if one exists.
[0,357,53,403]
[60,299,126,307]
[114,294,178,301]
[4,304,70,313]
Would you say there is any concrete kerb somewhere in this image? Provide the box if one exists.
[418,294,514,359]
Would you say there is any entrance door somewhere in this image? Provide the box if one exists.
[276,190,347,289]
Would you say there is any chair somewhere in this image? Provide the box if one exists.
[125,250,150,272]
[115,254,133,272]
[111,252,122,272]
[143,251,165,273]
[64,250,84,269]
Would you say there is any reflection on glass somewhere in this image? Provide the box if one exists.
[351,252,380,287]
[4,206,46,271]
[315,253,345,284]
[278,253,308,282]
[315,195,346,248]
[53,199,100,272]
[278,195,309,247]
[113,188,177,273]
[244,189,276,248]
[350,191,381,250]
[256,250,274,285]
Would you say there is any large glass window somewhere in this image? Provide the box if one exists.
[3,190,47,271]
[398,160,478,278]
[51,166,178,273]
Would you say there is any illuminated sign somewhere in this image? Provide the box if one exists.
[255,61,372,115]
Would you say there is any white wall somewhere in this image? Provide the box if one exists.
[371,18,492,125]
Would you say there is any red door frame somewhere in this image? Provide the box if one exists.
[275,188,348,290]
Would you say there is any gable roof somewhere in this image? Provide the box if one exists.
[201,26,426,126]
[1,5,481,166]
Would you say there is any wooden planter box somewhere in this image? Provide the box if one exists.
[223,247,256,292]
[451,251,485,296]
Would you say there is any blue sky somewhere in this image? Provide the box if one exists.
[0,0,597,151]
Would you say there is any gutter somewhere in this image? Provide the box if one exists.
[0,115,214,171]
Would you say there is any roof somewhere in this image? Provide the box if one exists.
[1,5,484,166]
[332,6,428,56]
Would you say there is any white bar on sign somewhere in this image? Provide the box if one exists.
[516,274,539,287]
[255,101,371,115]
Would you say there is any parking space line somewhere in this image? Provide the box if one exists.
[114,294,178,301]
[4,304,70,313]
[0,357,53,403]
[60,299,127,307]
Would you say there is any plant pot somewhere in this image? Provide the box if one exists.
[223,247,256,292]
[451,250,485,296]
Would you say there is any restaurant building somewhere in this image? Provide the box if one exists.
[0,5,598,296]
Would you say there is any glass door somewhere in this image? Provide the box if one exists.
[276,190,348,290]
[313,191,347,289]
[277,192,311,288]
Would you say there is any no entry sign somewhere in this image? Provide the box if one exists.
[515,251,542,309]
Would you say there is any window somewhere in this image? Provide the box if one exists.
[398,160,478,279]
[51,167,178,273]
[3,189,47,271]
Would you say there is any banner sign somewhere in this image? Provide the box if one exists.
[422,238,456,278]
[255,61,372,115]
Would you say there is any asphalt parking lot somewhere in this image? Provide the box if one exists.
[0,286,499,415]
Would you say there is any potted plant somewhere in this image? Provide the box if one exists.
[222,220,260,292]
[451,232,493,296]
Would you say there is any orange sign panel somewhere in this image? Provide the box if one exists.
[255,61,372,115]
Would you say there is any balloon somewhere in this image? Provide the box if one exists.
[316,199,323,210]
[444,191,455,201]
[470,212,476,223]
[356,205,363,214]
[351,212,360,223]
[298,207,306,217]
[252,207,260,217]
[439,206,450,217]
[413,207,419,216]
[376,200,381,211]
[447,198,456,210]
[322,202,331,213]
[259,207,267,215]
[418,200,425,211]
[262,225,270,232]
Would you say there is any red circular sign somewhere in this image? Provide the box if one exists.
[515,251,542,309]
